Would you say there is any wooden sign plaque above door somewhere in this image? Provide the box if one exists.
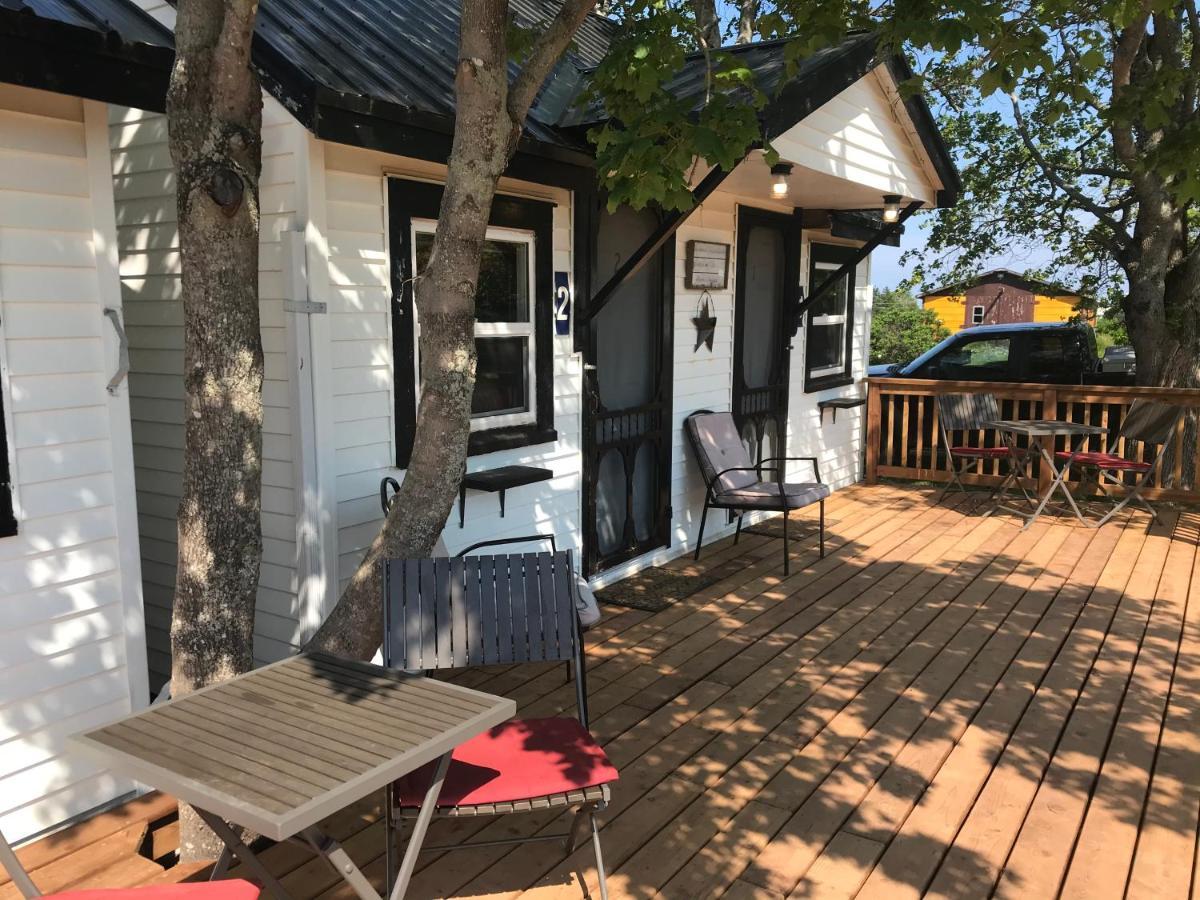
[685,240,730,290]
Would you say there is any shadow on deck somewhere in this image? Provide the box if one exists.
[5,483,1197,900]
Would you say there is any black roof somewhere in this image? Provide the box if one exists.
[0,0,173,111]
[922,269,1084,299]
[253,0,618,155]
[0,0,958,204]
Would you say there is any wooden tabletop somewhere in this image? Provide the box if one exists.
[70,653,515,841]
[987,419,1108,438]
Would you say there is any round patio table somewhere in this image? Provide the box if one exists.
[986,419,1109,528]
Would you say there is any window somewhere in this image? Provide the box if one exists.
[388,178,556,465]
[805,243,857,391]
[1025,331,1090,382]
[930,336,1014,380]
[413,225,537,431]
[971,304,985,325]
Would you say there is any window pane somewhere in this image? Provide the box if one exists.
[478,240,530,322]
[939,337,1012,379]
[414,232,530,323]
[473,337,529,417]
[811,273,848,318]
[809,323,844,371]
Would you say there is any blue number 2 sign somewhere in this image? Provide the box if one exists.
[553,271,571,337]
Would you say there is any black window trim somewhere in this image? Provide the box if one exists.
[387,176,557,466]
[804,242,859,392]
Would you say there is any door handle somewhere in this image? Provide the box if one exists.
[103,308,130,395]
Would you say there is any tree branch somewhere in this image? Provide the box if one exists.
[1110,2,1152,167]
[508,0,599,127]
[1009,93,1130,249]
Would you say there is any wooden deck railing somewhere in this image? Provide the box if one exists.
[864,377,1200,502]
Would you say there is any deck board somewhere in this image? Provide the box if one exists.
[9,484,1199,900]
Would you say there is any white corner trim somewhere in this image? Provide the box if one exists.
[84,99,150,711]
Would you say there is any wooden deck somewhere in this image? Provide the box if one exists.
[6,483,1200,899]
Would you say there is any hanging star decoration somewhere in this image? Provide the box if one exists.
[692,294,717,352]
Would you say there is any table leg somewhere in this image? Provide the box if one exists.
[1042,438,1091,524]
[390,751,452,900]
[300,827,381,900]
[988,435,1037,515]
[193,809,292,900]
[209,846,233,880]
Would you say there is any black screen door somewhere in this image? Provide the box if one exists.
[733,205,801,463]
[582,204,675,575]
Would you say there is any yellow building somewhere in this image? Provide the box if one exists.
[921,269,1091,333]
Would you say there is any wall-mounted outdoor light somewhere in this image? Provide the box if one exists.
[882,194,903,222]
[771,163,793,198]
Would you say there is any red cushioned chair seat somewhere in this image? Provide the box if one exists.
[394,717,618,808]
[949,446,1010,459]
[49,882,260,900]
[1056,451,1152,472]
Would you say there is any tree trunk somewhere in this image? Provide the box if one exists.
[737,0,758,43]
[166,0,263,862]
[307,0,596,660]
[692,0,720,49]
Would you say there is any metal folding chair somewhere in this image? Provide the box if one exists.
[935,392,1013,503]
[1054,398,1185,526]
[0,827,257,900]
[684,410,828,576]
[381,549,615,900]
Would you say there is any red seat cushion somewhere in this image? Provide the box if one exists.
[949,446,1010,459]
[49,883,260,900]
[1056,450,1152,471]
[394,717,618,808]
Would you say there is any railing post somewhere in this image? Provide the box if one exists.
[1038,385,1058,496]
[866,380,881,484]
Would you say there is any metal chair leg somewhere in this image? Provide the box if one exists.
[818,500,825,558]
[564,805,590,855]
[734,513,744,545]
[591,812,609,900]
[694,498,710,561]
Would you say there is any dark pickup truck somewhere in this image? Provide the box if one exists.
[868,321,1135,385]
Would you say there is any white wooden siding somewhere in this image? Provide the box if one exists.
[320,145,583,582]
[772,68,939,205]
[108,97,305,688]
[0,86,139,842]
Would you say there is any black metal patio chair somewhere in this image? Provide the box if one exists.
[1054,398,1185,526]
[381,548,616,900]
[684,409,828,576]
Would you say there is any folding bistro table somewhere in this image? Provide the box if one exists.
[71,652,515,900]
[987,419,1109,527]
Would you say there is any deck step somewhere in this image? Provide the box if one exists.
[0,792,176,888]
[0,824,150,900]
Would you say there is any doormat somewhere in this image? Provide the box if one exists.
[595,566,726,613]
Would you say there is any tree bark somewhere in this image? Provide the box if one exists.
[307,0,596,660]
[737,0,758,44]
[691,0,720,49]
[166,0,263,862]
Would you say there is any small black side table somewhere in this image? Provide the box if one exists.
[817,396,866,424]
[458,465,554,527]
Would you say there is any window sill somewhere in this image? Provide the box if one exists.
[804,373,855,394]
[468,424,559,457]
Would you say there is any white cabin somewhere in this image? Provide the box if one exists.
[0,0,957,841]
